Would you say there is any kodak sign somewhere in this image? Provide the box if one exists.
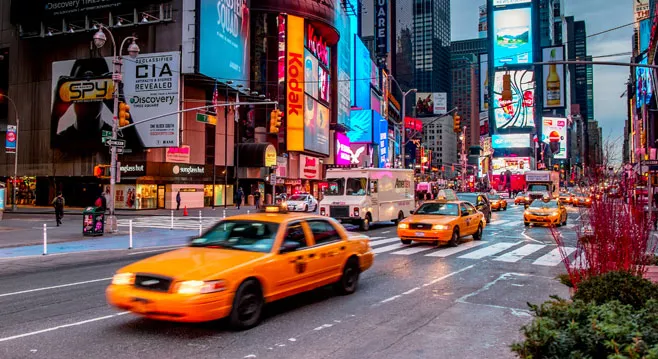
[286,15,305,151]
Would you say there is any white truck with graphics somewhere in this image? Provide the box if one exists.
[319,168,415,231]
[524,170,560,203]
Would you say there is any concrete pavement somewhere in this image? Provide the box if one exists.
[0,205,576,359]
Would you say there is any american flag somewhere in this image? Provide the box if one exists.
[212,82,219,115]
[532,134,539,143]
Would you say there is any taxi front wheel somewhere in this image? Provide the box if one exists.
[335,258,360,295]
[448,228,460,247]
[229,279,264,330]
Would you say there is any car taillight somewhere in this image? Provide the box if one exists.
[354,207,360,217]
[320,207,326,216]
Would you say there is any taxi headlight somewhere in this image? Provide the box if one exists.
[398,223,409,229]
[112,272,135,285]
[551,211,559,216]
[176,280,227,295]
[432,224,449,230]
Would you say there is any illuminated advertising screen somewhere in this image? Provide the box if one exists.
[492,157,530,175]
[347,109,373,143]
[286,15,305,151]
[415,93,447,116]
[335,132,352,165]
[542,46,565,108]
[335,7,352,128]
[199,0,250,86]
[304,50,319,98]
[354,36,372,109]
[492,134,531,149]
[493,7,533,67]
[493,0,531,6]
[318,66,330,103]
[304,96,330,155]
[480,53,489,112]
[374,111,389,168]
[637,56,653,107]
[493,70,535,130]
[542,117,567,159]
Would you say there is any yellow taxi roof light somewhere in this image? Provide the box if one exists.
[263,205,287,213]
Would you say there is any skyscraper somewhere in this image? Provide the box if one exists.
[451,38,487,148]
[539,0,555,47]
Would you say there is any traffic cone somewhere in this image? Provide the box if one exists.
[183,206,188,216]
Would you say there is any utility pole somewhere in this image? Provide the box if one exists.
[461,126,468,192]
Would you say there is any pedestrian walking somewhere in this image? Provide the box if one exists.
[94,191,107,212]
[176,191,181,210]
[253,190,261,210]
[52,191,65,227]
[236,188,244,209]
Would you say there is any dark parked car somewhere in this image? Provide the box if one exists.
[457,192,491,223]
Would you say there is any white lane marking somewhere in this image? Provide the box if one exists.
[458,241,521,259]
[391,245,437,255]
[0,312,129,342]
[368,236,385,240]
[372,243,408,254]
[532,247,576,266]
[368,237,401,246]
[501,221,522,227]
[127,245,185,255]
[380,295,401,303]
[381,231,392,234]
[494,244,546,263]
[0,277,112,298]
[424,240,487,257]
[489,220,511,226]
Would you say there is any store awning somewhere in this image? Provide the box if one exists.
[237,143,277,168]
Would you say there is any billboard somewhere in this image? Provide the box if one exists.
[335,132,352,165]
[493,0,531,6]
[354,37,372,109]
[347,109,373,143]
[541,117,567,159]
[51,52,180,150]
[493,70,535,130]
[415,93,447,116]
[478,5,488,39]
[491,157,530,175]
[640,19,651,53]
[304,96,330,155]
[334,5,352,128]
[636,56,653,107]
[374,111,389,168]
[542,46,565,108]
[305,50,319,99]
[479,53,489,112]
[375,0,389,57]
[199,0,250,86]
[492,134,531,149]
[493,7,533,67]
[635,0,650,25]
[286,15,305,151]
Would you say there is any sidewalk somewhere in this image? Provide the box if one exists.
[4,204,259,217]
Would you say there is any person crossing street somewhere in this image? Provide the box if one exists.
[51,192,65,226]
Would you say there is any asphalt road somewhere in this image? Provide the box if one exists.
[0,203,581,359]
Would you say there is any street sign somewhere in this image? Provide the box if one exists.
[645,160,658,166]
[270,173,277,185]
[116,147,125,154]
[106,139,126,147]
[196,113,217,125]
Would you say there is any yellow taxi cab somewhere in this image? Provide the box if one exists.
[523,198,568,227]
[397,190,485,247]
[558,192,573,205]
[488,193,507,211]
[106,206,374,330]
[572,191,592,207]
[515,193,531,206]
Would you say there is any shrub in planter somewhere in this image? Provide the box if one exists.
[572,270,658,309]
[511,298,658,359]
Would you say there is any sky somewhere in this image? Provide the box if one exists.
[451,0,634,157]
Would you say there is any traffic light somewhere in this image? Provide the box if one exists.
[453,112,461,133]
[269,109,283,133]
[501,73,512,103]
[118,102,130,127]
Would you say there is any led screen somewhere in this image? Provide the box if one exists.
[347,109,373,143]
[492,134,531,149]
[304,50,319,98]
[493,7,533,67]
[541,117,567,159]
[304,95,330,155]
[354,36,371,109]
[637,56,653,107]
[492,157,530,175]
[493,70,535,130]
[542,46,565,108]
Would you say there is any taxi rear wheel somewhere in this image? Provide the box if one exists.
[229,279,264,330]
[448,228,460,247]
[401,239,412,244]
[335,258,360,295]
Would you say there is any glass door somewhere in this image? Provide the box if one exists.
[157,185,165,209]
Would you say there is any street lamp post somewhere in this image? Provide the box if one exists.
[387,75,417,169]
[93,25,140,233]
[0,94,19,211]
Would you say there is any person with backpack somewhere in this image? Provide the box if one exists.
[95,192,107,212]
[51,192,65,226]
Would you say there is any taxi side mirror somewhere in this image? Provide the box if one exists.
[461,210,469,217]
[279,241,301,254]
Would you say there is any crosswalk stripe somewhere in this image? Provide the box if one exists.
[572,252,589,269]
[373,243,409,254]
[369,237,401,246]
[501,221,521,227]
[490,220,511,226]
[392,245,437,255]
[458,242,521,259]
[494,244,546,263]
[424,240,488,257]
[532,247,576,266]
[368,236,386,240]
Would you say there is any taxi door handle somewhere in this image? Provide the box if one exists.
[328,251,339,257]
[308,253,316,258]
[340,246,346,250]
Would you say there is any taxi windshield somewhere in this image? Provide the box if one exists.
[190,221,280,253]
[489,194,501,200]
[529,201,558,209]
[289,195,308,201]
[324,178,345,196]
[415,203,459,216]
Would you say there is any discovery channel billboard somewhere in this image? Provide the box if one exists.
[493,70,535,130]
[493,7,533,67]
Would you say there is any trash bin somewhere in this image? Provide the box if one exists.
[83,207,105,236]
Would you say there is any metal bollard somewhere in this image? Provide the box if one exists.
[199,210,202,224]
[129,219,133,249]
[170,210,174,230]
[247,210,250,215]
[43,223,47,255]
[223,209,226,219]
[199,222,203,236]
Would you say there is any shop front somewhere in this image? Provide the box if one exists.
[235,143,278,203]
[299,154,323,199]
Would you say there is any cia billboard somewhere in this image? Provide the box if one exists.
[541,117,567,159]
[199,0,250,86]
[493,70,535,130]
[542,46,565,108]
[50,52,180,150]
[493,7,533,67]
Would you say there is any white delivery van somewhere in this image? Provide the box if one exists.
[525,170,560,201]
[319,168,415,231]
